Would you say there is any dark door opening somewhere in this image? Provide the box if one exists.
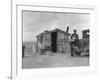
[51,32,57,52]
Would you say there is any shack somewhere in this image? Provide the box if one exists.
[36,27,71,55]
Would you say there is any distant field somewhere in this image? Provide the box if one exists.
[23,41,37,57]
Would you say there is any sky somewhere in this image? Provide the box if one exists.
[23,11,90,42]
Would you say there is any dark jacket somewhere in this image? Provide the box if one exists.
[71,33,79,40]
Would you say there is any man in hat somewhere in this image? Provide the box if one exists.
[70,29,79,56]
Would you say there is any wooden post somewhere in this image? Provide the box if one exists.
[22,45,25,58]
[37,38,38,53]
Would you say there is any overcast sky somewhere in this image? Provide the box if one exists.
[23,11,90,42]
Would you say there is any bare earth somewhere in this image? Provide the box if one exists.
[22,53,89,69]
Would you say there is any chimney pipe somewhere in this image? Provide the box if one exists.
[66,26,69,33]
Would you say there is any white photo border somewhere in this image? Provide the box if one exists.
[12,3,97,80]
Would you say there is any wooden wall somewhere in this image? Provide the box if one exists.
[57,31,71,54]
[37,31,71,55]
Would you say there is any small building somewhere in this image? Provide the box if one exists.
[36,27,71,55]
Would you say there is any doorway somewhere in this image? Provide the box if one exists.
[51,32,57,52]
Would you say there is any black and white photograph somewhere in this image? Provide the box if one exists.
[22,10,90,69]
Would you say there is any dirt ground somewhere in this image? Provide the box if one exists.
[22,52,89,69]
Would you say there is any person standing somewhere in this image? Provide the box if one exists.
[70,29,79,56]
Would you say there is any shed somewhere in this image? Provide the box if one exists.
[36,28,71,54]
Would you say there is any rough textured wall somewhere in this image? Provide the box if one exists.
[37,32,51,53]
[65,41,71,55]
[57,32,71,54]
[57,32,65,40]
[37,31,71,54]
